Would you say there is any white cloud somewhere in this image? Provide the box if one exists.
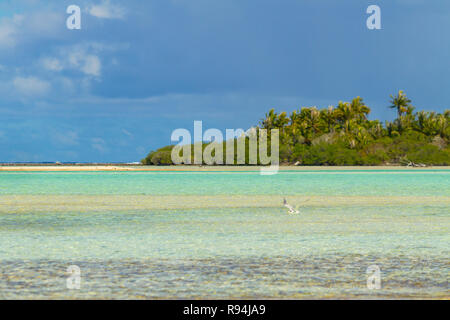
[0,11,63,50]
[42,57,63,71]
[0,15,23,48]
[89,0,126,19]
[13,76,51,96]
[122,129,133,137]
[35,42,126,84]
[25,11,64,36]
[64,45,103,77]
[0,23,16,47]
[81,55,101,76]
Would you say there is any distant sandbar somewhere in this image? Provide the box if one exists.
[0,165,448,172]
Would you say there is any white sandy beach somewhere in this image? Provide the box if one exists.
[0,165,448,172]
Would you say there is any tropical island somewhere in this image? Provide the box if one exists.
[142,91,449,166]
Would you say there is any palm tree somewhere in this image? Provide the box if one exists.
[298,121,312,145]
[415,111,439,136]
[351,97,371,122]
[287,110,302,145]
[353,126,370,149]
[299,107,321,134]
[309,107,321,134]
[320,106,336,133]
[444,110,450,120]
[260,109,277,130]
[260,109,289,131]
[274,111,289,129]
[416,111,428,133]
[385,121,399,137]
[435,114,447,138]
[389,90,412,119]
[366,120,384,139]
[289,110,301,127]
[335,101,354,133]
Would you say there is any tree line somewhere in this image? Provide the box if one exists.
[142,91,449,166]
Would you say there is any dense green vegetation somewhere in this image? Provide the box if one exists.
[142,91,450,166]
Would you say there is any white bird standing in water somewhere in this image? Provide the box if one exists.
[283,198,300,214]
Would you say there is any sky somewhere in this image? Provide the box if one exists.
[0,0,449,162]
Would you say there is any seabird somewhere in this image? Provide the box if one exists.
[283,198,300,214]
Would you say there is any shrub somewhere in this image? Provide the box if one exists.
[141,145,174,165]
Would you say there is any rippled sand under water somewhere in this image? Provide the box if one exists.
[1,255,448,299]
[0,171,449,299]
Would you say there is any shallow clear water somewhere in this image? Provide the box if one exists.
[1,170,449,196]
[0,170,449,299]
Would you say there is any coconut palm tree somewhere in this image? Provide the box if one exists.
[353,126,370,149]
[260,109,277,130]
[435,114,447,138]
[298,121,312,145]
[289,110,300,126]
[309,107,321,134]
[287,110,302,145]
[274,111,289,129]
[389,90,412,119]
[415,111,439,136]
[385,120,399,137]
[416,111,428,133]
[366,120,384,139]
[299,107,321,134]
[351,97,371,122]
[320,106,336,133]
[444,110,450,120]
[335,101,354,133]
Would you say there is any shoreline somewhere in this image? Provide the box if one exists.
[0,165,449,172]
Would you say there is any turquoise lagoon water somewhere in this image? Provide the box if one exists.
[0,170,449,299]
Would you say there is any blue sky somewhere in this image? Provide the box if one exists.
[0,0,449,162]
